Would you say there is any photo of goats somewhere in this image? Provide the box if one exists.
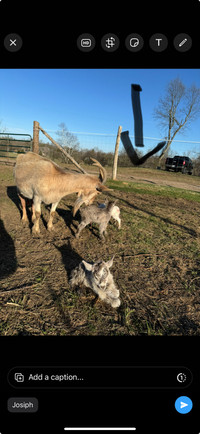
[14,152,110,235]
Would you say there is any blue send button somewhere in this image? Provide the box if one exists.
[175,396,193,414]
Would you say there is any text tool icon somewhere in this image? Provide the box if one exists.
[149,33,168,52]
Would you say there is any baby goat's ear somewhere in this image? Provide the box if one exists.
[82,260,93,271]
[106,256,115,268]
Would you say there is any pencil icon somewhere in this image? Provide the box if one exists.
[179,38,187,47]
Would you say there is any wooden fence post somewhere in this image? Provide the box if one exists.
[33,121,40,154]
[39,124,87,174]
[112,125,122,180]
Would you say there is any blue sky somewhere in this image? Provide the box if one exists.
[0,69,200,156]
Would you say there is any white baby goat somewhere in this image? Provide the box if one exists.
[69,257,121,308]
[14,152,109,235]
[98,202,121,228]
[75,201,121,239]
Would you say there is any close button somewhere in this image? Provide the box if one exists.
[4,33,23,52]
[7,397,38,413]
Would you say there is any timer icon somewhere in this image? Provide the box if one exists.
[177,372,187,383]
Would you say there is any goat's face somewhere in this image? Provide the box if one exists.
[82,257,114,290]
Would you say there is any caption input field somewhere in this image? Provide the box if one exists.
[8,366,192,389]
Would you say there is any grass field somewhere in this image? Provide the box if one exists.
[0,163,200,336]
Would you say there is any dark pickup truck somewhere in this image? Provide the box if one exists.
[165,156,193,175]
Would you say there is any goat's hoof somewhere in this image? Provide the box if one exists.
[32,232,41,238]
[32,228,41,237]
[21,218,28,226]
[111,298,121,308]
[47,225,54,232]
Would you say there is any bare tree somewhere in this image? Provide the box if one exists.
[0,121,6,133]
[154,78,200,163]
[56,123,80,163]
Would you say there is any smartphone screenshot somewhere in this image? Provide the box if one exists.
[0,1,200,433]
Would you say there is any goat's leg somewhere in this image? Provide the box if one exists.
[31,203,36,222]
[117,217,121,229]
[75,220,89,238]
[114,216,121,229]
[99,222,108,240]
[18,193,28,224]
[48,202,59,231]
[32,196,41,235]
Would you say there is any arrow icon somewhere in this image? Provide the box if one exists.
[180,401,188,409]
[175,396,193,414]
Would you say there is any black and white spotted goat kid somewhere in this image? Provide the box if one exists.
[69,257,121,308]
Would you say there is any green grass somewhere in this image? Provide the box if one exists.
[107,179,200,202]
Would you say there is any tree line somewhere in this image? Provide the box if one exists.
[39,141,200,176]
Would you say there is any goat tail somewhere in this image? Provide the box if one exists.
[90,158,107,183]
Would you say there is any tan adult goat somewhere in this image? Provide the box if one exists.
[14,152,109,235]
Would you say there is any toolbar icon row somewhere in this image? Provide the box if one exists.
[77,33,192,53]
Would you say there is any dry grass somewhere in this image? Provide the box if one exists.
[0,163,200,336]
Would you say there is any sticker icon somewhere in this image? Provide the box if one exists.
[125,33,144,52]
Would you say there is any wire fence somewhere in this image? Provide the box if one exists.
[43,129,200,159]
[0,127,199,164]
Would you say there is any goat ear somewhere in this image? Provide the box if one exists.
[97,185,111,192]
[82,260,93,271]
[106,256,114,268]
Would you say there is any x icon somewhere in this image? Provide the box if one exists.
[9,39,17,46]
[4,33,23,52]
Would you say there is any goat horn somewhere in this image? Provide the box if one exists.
[90,158,107,183]
[73,196,85,216]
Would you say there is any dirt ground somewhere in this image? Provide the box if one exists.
[1,163,200,336]
[107,166,200,192]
